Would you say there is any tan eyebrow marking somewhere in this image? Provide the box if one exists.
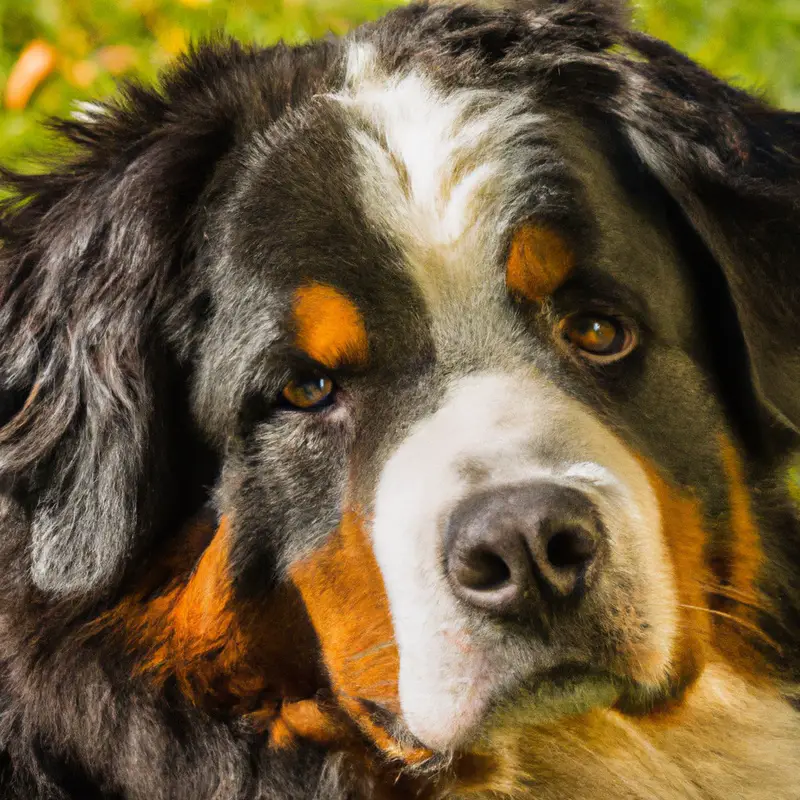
[505,224,576,301]
[293,282,369,368]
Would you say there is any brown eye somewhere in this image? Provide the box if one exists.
[280,375,335,410]
[559,313,637,363]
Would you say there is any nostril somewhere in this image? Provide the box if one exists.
[445,484,603,615]
[456,548,512,591]
[545,527,597,570]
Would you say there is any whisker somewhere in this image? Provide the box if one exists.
[701,584,790,633]
[678,603,783,654]
[701,583,771,612]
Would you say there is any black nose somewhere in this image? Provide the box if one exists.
[445,483,602,618]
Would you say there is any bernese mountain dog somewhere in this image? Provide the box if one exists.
[1,1,799,798]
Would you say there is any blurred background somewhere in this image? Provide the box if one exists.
[0,0,798,170]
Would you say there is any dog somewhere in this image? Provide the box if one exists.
[1,1,799,797]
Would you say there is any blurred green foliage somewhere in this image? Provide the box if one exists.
[0,0,798,169]
[633,0,800,109]
[0,0,402,168]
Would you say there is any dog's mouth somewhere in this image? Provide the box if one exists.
[254,646,675,797]
[323,661,647,800]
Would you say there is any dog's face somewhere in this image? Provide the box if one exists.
[183,46,770,755]
[2,2,799,795]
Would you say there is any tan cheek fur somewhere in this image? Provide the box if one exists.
[91,516,357,751]
[94,508,428,769]
[290,509,433,764]
[638,459,711,692]
[633,439,774,693]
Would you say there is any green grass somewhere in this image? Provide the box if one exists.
[1,0,798,169]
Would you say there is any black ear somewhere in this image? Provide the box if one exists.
[0,42,263,596]
[613,31,800,435]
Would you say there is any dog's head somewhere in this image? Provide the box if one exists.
[2,0,799,790]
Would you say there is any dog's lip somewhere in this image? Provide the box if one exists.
[354,696,444,766]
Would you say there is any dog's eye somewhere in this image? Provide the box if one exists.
[559,313,637,362]
[280,375,336,410]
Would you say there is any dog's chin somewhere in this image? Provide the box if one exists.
[481,668,623,737]
[398,666,624,754]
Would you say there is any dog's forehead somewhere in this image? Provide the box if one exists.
[333,43,563,302]
[218,49,567,337]
[217,41,697,361]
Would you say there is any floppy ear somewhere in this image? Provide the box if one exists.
[613,31,800,434]
[0,42,262,597]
